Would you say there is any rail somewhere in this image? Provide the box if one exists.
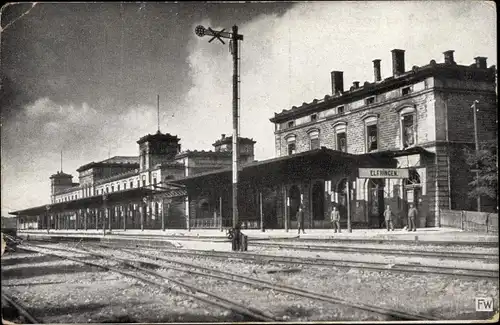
[18,244,274,322]
[94,242,498,280]
[1,293,41,324]
[90,243,439,321]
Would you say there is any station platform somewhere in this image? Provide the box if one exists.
[18,227,498,245]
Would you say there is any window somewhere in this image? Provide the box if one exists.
[366,124,378,151]
[117,184,120,191]
[287,121,294,128]
[365,96,375,105]
[106,187,109,193]
[402,86,412,96]
[285,134,296,156]
[337,132,347,152]
[142,175,146,187]
[123,183,127,190]
[337,106,344,114]
[153,178,157,186]
[333,122,347,153]
[130,181,133,188]
[111,185,114,192]
[310,114,317,122]
[137,180,140,188]
[308,130,320,150]
[402,114,415,148]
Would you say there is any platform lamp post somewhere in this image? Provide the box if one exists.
[471,100,481,212]
[195,24,244,235]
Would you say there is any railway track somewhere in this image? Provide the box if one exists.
[47,242,439,321]
[249,241,499,261]
[1,293,41,324]
[19,231,499,247]
[93,242,499,280]
[18,244,275,322]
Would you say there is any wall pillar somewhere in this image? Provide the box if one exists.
[122,205,127,231]
[140,204,145,231]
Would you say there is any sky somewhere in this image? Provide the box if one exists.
[0,1,496,216]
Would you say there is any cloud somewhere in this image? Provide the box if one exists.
[1,98,159,214]
[177,1,496,161]
[1,1,496,216]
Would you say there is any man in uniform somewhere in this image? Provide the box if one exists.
[407,204,418,232]
[383,205,395,231]
[331,205,341,233]
[296,203,306,234]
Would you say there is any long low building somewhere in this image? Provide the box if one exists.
[11,48,497,231]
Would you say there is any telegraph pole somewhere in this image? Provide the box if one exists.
[195,25,244,230]
[471,100,481,212]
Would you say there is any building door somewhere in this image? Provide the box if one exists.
[403,169,422,227]
[262,187,278,229]
[337,179,347,223]
[311,182,325,221]
[289,185,301,223]
[368,179,385,228]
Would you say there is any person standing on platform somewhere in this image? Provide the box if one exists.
[296,203,306,234]
[331,205,341,233]
[407,204,418,232]
[383,205,395,231]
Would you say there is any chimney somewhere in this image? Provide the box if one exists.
[474,57,487,69]
[373,59,381,81]
[331,71,344,95]
[443,50,455,64]
[353,81,360,89]
[391,49,405,76]
[221,134,226,140]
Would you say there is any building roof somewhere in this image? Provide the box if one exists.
[77,156,139,172]
[270,62,496,123]
[212,135,256,147]
[172,147,433,186]
[9,187,156,216]
[175,150,232,159]
[49,171,73,179]
[136,130,180,145]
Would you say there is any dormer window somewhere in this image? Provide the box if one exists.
[287,121,295,128]
[402,86,412,96]
[310,114,317,122]
[337,106,344,114]
[365,96,375,105]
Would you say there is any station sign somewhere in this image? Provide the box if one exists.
[358,168,409,179]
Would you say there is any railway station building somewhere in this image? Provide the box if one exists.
[11,49,497,231]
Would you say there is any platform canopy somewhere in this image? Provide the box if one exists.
[9,187,156,216]
[172,147,412,188]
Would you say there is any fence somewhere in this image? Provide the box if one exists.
[189,218,260,229]
[440,209,498,233]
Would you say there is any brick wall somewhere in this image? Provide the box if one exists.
[275,88,436,156]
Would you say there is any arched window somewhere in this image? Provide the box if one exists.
[307,129,320,150]
[398,106,417,148]
[363,115,378,152]
[285,134,297,155]
[333,122,347,152]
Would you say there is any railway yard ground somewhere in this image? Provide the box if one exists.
[2,228,499,323]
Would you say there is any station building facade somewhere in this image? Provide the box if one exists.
[11,48,497,231]
[175,48,497,230]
